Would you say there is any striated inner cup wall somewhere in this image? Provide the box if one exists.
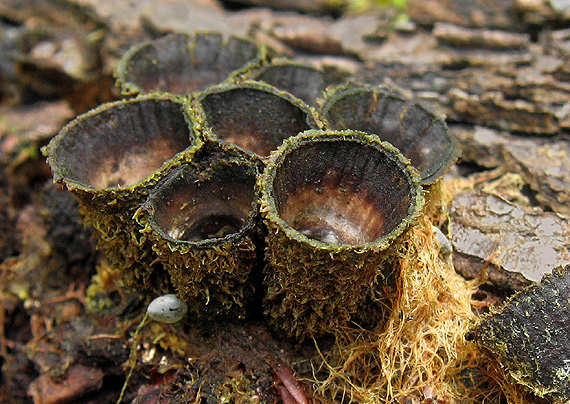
[258,130,424,338]
[273,138,417,245]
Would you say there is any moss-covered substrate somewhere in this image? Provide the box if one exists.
[473,264,570,403]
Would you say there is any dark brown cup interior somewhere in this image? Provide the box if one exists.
[118,33,260,95]
[200,86,315,157]
[321,87,457,184]
[270,136,416,245]
[148,163,258,244]
[55,98,193,190]
[254,64,325,108]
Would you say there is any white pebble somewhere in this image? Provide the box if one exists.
[147,294,188,324]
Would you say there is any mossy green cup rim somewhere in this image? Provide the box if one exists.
[195,79,319,117]
[248,57,325,82]
[258,129,424,253]
[43,93,201,194]
[246,58,330,108]
[192,79,321,157]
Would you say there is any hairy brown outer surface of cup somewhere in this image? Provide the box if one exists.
[43,95,201,292]
[164,236,257,319]
[263,229,402,339]
[320,82,460,185]
[137,142,263,319]
[259,130,424,339]
[472,264,570,403]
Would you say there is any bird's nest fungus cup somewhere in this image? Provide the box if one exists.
[259,129,424,339]
[472,264,570,403]
[135,142,263,319]
[192,80,320,157]
[43,94,200,289]
[115,32,264,96]
[246,58,349,108]
[320,82,459,185]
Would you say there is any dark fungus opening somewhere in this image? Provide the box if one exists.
[53,97,194,190]
[117,32,261,95]
[269,132,417,245]
[320,84,458,184]
[148,162,258,244]
[199,83,316,157]
[253,63,326,108]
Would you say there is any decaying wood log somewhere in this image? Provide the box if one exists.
[450,191,570,291]
[407,0,518,30]
[473,265,570,403]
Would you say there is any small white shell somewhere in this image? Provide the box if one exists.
[147,294,188,324]
[433,225,453,255]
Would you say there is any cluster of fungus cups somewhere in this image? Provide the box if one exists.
[44,30,458,339]
[42,93,201,293]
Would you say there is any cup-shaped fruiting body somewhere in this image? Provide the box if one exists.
[247,59,349,108]
[192,80,321,157]
[319,82,460,184]
[472,265,570,403]
[136,142,263,319]
[43,94,200,290]
[259,129,424,339]
[115,32,264,96]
